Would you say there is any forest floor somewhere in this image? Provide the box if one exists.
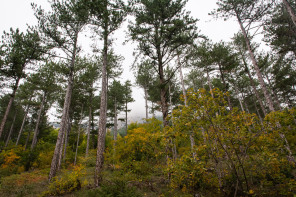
[0,166,192,197]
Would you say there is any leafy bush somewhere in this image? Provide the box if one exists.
[86,179,141,197]
[41,164,86,196]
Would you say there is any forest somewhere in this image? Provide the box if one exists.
[0,0,296,196]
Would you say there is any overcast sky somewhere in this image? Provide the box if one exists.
[0,0,239,123]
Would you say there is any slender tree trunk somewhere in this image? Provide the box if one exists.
[114,99,118,141]
[283,0,296,27]
[49,33,77,181]
[74,105,84,166]
[16,101,31,146]
[144,87,149,120]
[86,92,92,157]
[31,92,46,150]
[178,55,187,105]
[24,129,31,151]
[63,117,72,161]
[236,13,275,112]
[234,84,245,111]
[206,70,214,98]
[125,100,128,136]
[5,113,17,147]
[218,64,233,110]
[0,78,20,139]
[95,24,109,187]
[57,128,65,171]
[240,52,267,116]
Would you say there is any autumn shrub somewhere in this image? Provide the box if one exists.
[106,118,165,176]
[41,164,86,196]
[86,179,141,197]
[166,88,296,196]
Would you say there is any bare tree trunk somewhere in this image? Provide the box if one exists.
[236,12,275,112]
[63,117,72,161]
[144,88,148,120]
[57,128,65,171]
[5,113,17,147]
[16,100,31,146]
[234,85,245,111]
[206,70,214,98]
[283,0,296,27]
[31,92,46,150]
[114,99,117,141]
[178,55,187,105]
[241,52,267,116]
[95,27,108,187]
[49,32,77,181]
[24,128,31,151]
[218,64,233,110]
[74,105,84,166]
[86,94,92,157]
[0,78,20,138]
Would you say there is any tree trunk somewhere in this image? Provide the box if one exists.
[178,55,187,105]
[48,32,77,181]
[207,70,214,98]
[95,25,109,187]
[114,99,118,141]
[0,78,20,139]
[283,0,296,27]
[24,128,31,151]
[218,64,233,110]
[240,51,267,116]
[86,92,92,157]
[63,117,72,161]
[57,128,65,171]
[5,113,17,147]
[16,101,31,146]
[74,105,84,166]
[31,92,46,150]
[236,12,275,112]
[144,87,149,120]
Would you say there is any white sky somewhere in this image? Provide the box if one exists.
[0,0,239,123]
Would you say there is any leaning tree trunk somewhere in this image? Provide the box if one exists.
[49,33,77,181]
[240,50,267,116]
[31,92,46,150]
[0,78,20,139]
[5,113,17,147]
[95,28,109,187]
[206,69,214,99]
[283,0,296,27]
[158,55,169,127]
[16,99,31,146]
[236,12,275,112]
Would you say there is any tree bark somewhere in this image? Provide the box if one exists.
[240,50,267,116]
[48,32,77,181]
[16,99,31,146]
[236,12,275,112]
[86,92,92,157]
[63,117,72,161]
[178,55,187,105]
[74,105,84,166]
[5,113,17,147]
[0,78,20,139]
[114,99,118,141]
[144,87,149,120]
[95,23,108,187]
[283,0,296,27]
[31,92,46,150]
